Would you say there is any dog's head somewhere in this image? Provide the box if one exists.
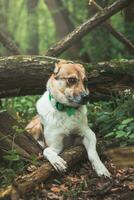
[47,60,89,107]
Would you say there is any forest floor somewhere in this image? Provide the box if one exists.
[21,158,134,200]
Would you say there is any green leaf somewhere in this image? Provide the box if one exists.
[122,118,134,125]
[4,150,20,161]
[115,130,126,138]
[104,132,115,138]
[129,134,134,139]
[117,124,126,130]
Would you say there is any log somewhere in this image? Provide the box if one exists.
[105,146,134,168]
[0,111,42,160]
[0,145,87,199]
[0,112,133,198]
[1,141,133,199]
[45,0,132,57]
[0,55,134,100]
[89,0,134,55]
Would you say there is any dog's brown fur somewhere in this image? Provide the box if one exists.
[26,60,88,140]
[47,60,89,107]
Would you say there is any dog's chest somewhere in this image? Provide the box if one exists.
[57,111,84,131]
[36,92,87,135]
[45,108,86,134]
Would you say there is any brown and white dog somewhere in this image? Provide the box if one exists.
[27,61,111,177]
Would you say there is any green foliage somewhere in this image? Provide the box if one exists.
[0,0,134,189]
[0,168,16,187]
[87,91,134,146]
[0,0,133,60]
[0,149,25,187]
[1,96,39,120]
[3,149,20,161]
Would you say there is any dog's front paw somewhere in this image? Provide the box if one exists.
[43,148,67,172]
[50,155,67,172]
[95,164,111,178]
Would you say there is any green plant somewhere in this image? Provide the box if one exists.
[87,90,134,146]
[3,149,20,162]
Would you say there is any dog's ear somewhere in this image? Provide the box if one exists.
[54,63,61,75]
[54,60,67,76]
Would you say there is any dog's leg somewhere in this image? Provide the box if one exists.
[43,129,67,172]
[82,128,111,177]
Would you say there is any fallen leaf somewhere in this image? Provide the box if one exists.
[123,181,134,190]
[47,192,60,199]
[50,186,61,193]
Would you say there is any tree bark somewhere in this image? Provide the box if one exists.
[0,55,134,100]
[44,0,91,61]
[0,31,20,55]
[26,0,39,54]
[124,1,134,43]
[0,112,42,160]
[89,0,134,55]
[45,0,132,57]
[0,145,87,199]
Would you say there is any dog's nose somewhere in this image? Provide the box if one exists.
[81,92,89,99]
[81,92,89,104]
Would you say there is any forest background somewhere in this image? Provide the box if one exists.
[0,0,134,191]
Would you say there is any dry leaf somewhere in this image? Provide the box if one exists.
[50,186,61,193]
[123,181,134,190]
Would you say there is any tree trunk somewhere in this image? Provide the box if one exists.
[45,0,132,57]
[44,0,91,61]
[0,55,133,100]
[124,1,134,43]
[124,1,134,56]
[0,111,42,160]
[26,0,39,54]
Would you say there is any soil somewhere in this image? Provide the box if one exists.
[20,159,134,200]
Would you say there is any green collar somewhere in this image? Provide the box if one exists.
[49,93,77,116]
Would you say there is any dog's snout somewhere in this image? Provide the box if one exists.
[80,92,89,104]
[81,92,89,99]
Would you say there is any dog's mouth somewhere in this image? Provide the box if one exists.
[67,93,89,106]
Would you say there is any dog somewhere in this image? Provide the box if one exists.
[34,60,111,177]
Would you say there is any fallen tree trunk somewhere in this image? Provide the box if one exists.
[0,112,42,160]
[0,55,134,100]
[1,136,133,199]
[45,0,132,57]
[0,145,87,199]
[0,112,133,198]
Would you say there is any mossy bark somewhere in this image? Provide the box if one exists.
[0,55,134,100]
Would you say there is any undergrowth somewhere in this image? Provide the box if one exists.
[0,90,134,188]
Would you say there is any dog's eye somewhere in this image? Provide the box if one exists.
[67,77,77,85]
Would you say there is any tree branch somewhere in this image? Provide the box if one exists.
[0,31,20,55]
[44,0,91,61]
[45,0,132,57]
[89,0,134,55]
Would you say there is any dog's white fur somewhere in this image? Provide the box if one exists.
[36,90,111,177]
